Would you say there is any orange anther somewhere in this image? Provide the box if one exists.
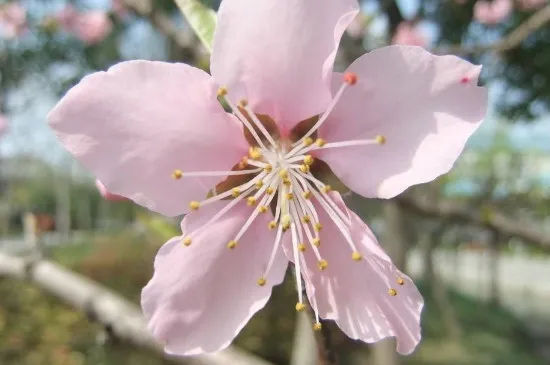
[344,72,358,85]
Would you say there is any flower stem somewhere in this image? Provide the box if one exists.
[313,318,339,365]
[297,283,339,365]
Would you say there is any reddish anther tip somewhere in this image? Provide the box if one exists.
[344,72,358,85]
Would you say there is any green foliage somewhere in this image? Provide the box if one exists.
[174,0,217,52]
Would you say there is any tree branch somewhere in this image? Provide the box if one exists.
[396,195,550,250]
[0,252,274,365]
[436,4,550,56]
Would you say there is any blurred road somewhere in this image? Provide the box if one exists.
[409,250,550,359]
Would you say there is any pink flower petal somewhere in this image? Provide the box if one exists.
[142,201,288,355]
[318,46,488,199]
[48,61,248,216]
[210,0,359,135]
[283,193,423,354]
[95,179,128,202]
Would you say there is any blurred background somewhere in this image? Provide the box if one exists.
[0,0,549,364]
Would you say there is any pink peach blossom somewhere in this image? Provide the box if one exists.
[474,0,513,25]
[391,22,426,47]
[56,5,113,45]
[517,0,547,10]
[47,0,488,357]
[95,179,128,202]
[0,2,26,39]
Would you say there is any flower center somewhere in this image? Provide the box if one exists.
[170,72,387,329]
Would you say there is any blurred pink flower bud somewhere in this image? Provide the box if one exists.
[112,0,129,18]
[474,0,513,25]
[56,5,113,45]
[392,22,427,47]
[0,2,26,39]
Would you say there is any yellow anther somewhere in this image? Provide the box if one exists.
[295,302,306,312]
[268,221,277,230]
[249,146,262,159]
[264,164,273,173]
[259,206,268,213]
[302,190,312,199]
[281,214,292,231]
[376,135,386,145]
[266,187,275,195]
[247,197,257,206]
[302,215,311,223]
[299,164,310,173]
[231,188,241,198]
[255,180,264,189]
[279,169,288,179]
[397,277,405,285]
[303,137,314,147]
[240,156,249,165]
[303,155,314,166]
[216,87,228,97]
[257,277,266,286]
[314,223,323,232]
[315,138,326,147]
[286,193,294,200]
[172,169,183,180]
[298,243,307,252]
[239,98,249,107]
[283,178,292,186]
[312,238,321,246]
[352,252,362,261]
[313,323,322,331]
[227,240,237,249]
[388,288,397,296]
[189,201,200,210]
[182,237,192,246]
[318,259,328,271]
[321,185,332,193]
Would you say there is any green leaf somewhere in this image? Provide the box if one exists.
[174,0,217,53]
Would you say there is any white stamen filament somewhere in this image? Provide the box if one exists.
[242,105,278,147]
[290,223,304,304]
[261,223,284,280]
[197,171,268,207]
[290,198,323,261]
[295,172,351,226]
[222,96,268,150]
[291,82,349,149]
[293,173,359,254]
[318,139,379,149]
[175,167,262,178]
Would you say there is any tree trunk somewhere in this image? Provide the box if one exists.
[487,229,500,307]
[420,230,462,340]
[371,201,408,365]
